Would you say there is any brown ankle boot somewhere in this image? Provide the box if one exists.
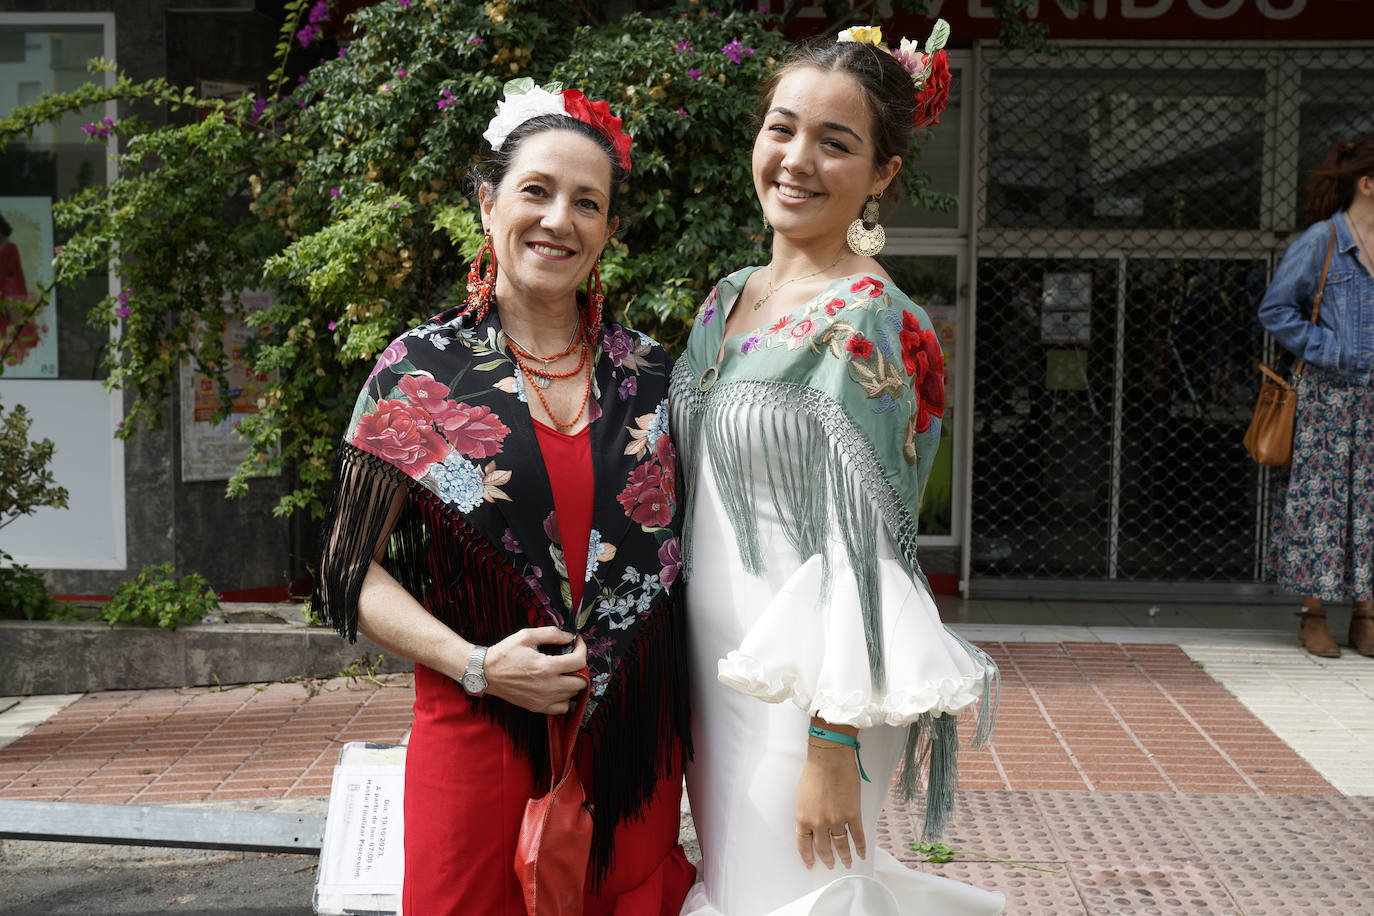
[1349,613,1374,657]
[1298,611,1341,658]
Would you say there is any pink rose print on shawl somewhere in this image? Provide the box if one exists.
[850,276,885,298]
[789,317,816,339]
[899,311,946,433]
[603,325,635,366]
[351,399,449,475]
[397,374,451,414]
[366,339,408,384]
[654,433,677,505]
[432,402,510,459]
[617,461,673,527]
[824,298,846,316]
[658,538,681,588]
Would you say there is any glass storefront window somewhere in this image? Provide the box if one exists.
[985,63,1265,231]
[0,21,112,380]
[1294,68,1374,230]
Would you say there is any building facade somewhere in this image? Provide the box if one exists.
[2,0,1371,600]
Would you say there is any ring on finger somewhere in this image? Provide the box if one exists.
[796,828,813,837]
[830,829,848,837]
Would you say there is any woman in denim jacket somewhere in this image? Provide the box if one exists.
[1257,138,1374,658]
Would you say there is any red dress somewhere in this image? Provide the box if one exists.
[401,420,694,915]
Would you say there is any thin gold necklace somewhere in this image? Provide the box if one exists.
[751,250,846,311]
[1348,210,1373,274]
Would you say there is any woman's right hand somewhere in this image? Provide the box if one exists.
[481,627,588,714]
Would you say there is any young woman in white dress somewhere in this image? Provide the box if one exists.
[671,25,1005,916]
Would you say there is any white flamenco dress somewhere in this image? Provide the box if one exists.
[671,272,1003,915]
[677,442,1005,916]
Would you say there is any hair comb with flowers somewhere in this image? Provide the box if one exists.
[837,19,952,129]
[483,77,633,171]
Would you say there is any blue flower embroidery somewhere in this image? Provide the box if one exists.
[585,529,604,581]
[431,453,485,511]
[646,401,669,449]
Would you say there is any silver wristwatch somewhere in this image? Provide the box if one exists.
[460,646,488,696]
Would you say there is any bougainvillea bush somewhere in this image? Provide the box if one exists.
[0,0,1033,521]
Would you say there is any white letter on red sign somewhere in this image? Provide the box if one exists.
[1257,0,1306,19]
[1186,0,1245,18]
[1122,0,1174,18]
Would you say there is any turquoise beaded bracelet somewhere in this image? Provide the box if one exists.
[807,725,872,783]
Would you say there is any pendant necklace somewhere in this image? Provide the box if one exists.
[505,319,582,389]
[751,250,846,311]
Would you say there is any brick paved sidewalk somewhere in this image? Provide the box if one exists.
[3,641,1371,915]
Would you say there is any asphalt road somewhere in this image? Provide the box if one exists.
[0,852,319,915]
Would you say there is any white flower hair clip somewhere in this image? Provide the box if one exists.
[482,78,566,153]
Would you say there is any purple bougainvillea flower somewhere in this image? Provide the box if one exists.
[676,40,692,54]
[721,38,754,64]
[330,187,340,197]
[327,319,338,330]
[467,35,484,45]
[688,68,701,80]
[396,69,408,78]
[397,0,411,7]
[677,106,686,117]
[250,97,268,122]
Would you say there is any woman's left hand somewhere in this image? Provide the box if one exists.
[795,725,867,870]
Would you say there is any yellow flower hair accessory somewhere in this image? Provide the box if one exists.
[837,25,883,46]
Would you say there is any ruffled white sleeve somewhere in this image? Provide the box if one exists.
[716,543,989,729]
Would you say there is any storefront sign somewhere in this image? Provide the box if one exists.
[893,0,1357,40]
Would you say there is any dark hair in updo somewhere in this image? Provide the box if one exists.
[1304,137,1374,224]
[0,214,11,238]
[755,39,917,178]
[469,114,627,220]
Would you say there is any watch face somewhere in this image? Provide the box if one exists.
[461,672,485,694]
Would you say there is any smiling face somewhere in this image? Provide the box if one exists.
[479,128,618,313]
[752,66,900,249]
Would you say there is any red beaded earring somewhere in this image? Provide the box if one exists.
[465,231,497,323]
[584,259,605,344]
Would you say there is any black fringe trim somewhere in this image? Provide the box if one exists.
[313,442,693,883]
[583,583,693,889]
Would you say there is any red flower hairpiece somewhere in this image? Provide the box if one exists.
[561,89,633,172]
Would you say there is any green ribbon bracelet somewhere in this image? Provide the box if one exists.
[807,725,872,783]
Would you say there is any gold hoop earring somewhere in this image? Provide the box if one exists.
[846,192,885,256]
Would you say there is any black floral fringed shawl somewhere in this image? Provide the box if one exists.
[312,303,689,882]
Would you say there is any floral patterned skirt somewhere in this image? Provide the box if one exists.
[1267,367,1374,602]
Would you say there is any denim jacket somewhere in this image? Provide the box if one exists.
[1257,211,1374,383]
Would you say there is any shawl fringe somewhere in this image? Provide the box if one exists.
[584,584,692,889]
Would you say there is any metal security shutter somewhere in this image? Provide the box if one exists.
[968,44,1374,598]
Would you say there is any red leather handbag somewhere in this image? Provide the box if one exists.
[514,669,593,916]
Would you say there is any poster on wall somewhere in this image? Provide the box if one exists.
[1040,271,1092,345]
[0,196,58,378]
[179,290,279,482]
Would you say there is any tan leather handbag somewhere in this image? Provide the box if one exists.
[1244,221,1337,466]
